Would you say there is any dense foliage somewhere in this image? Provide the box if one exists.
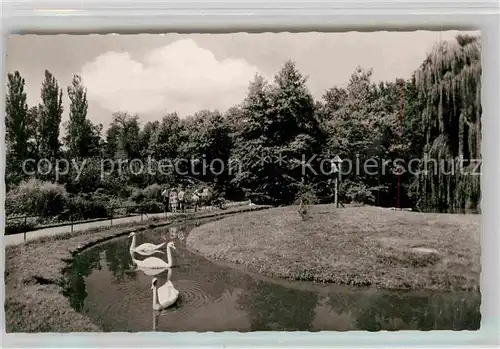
[5,35,481,218]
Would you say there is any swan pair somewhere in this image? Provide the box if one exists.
[130,241,176,269]
[151,268,179,311]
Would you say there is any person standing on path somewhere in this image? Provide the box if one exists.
[161,187,170,213]
[170,189,178,213]
[178,187,186,213]
[191,189,200,212]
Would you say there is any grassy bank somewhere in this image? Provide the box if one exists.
[4,204,269,332]
[186,204,481,291]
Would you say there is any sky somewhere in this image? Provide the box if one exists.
[5,30,479,131]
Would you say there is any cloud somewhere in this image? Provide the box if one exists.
[80,39,263,117]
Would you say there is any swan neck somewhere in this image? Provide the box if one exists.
[130,235,136,250]
[167,246,173,266]
[129,249,137,265]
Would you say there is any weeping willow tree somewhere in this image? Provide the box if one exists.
[414,34,481,212]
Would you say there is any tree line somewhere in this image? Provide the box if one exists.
[5,34,481,212]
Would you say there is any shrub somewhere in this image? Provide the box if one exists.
[138,199,164,214]
[344,181,375,205]
[4,219,37,235]
[92,189,113,204]
[110,199,136,215]
[294,183,319,206]
[63,157,102,194]
[125,204,139,214]
[62,196,111,221]
[100,175,133,198]
[6,179,68,218]
[212,197,227,209]
[142,184,162,200]
[129,188,145,203]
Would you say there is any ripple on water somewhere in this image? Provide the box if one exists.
[99,281,150,315]
[96,278,228,323]
[160,279,228,317]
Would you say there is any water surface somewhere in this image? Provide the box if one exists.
[64,217,481,332]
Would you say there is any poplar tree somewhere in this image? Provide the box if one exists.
[38,69,63,160]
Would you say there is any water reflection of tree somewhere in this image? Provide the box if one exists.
[236,278,319,331]
[63,247,103,312]
[199,267,238,299]
[327,290,359,315]
[321,290,360,330]
[172,251,236,301]
[341,291,481,331]
[105,241,137,282]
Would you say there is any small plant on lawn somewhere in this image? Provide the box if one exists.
[294,183,318,221]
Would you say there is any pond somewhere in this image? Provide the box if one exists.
[64,216,481,332]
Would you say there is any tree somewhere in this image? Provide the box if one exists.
[271,59,326,167]
[64,75,101,158]
[224,105,246,139]
[178,110,233,188]
[38,70,63,160]
[26,105,44,159]
[231,62,327,205]
[6,71,29,158]
[108,112,141,160]
[230,73,274,202]
[413,34,481,211]
[5,71,35,186]
[104,122,120,159]
[139,120,159,158]
[149,113,183,161]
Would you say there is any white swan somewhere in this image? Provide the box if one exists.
[128,232,166,256]
[151,268,179,310]
[130,241,176,269]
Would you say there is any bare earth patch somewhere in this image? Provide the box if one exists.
[186,205,481,291]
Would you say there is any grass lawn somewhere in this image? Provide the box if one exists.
[4,204,268,332]
[186,204,481,291]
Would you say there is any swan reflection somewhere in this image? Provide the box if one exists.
[168,227,178,239]
[164,226,187,242]
[153,310,158,331]
[177,231,185,241]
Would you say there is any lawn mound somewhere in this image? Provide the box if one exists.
[186,204,481,291]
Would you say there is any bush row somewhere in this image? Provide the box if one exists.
[4,220,38,236]
[5,178,231,235]
[5,179,166,231]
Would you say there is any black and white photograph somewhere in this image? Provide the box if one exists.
[4,30,482,332]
